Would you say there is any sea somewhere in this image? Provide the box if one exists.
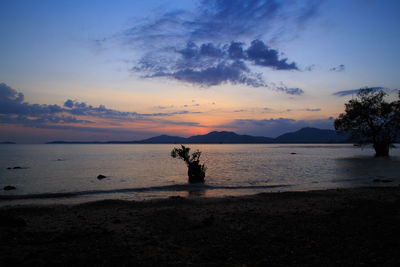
[1,144,399,206]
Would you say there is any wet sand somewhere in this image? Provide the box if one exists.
[1,187,400,266]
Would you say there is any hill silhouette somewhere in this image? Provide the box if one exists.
[275,127,348,143]
[47,127,350,144]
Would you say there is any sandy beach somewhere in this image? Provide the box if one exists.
[1,187,400,266]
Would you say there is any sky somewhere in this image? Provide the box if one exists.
[1,0,400,143]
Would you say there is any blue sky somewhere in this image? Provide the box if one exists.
[1,0,399,143]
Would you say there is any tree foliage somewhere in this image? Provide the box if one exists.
[171,145,207,183]
[334,88,400,156]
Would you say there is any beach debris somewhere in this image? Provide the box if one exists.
[3,185,16,191]
[372,178,393,183]
[97,174,107,180]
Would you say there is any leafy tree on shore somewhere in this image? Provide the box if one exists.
[171,145,207,183]
[334,88,400,157]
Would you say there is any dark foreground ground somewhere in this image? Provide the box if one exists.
[1,187,400,266]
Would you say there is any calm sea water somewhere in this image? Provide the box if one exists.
[1,144,399,206]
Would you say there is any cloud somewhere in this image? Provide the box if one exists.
[246,40,297,70]
[148,59,266,87]
[119,0,322,44]
[329,64,345,72]
[305,108,321,112]
[136,39,302,92]
[304,64,315,71]
[0,114,94,127]
[0,83,24,102]
[155,105,174,109]
[332,87,397,97]
[0,83,64,116]
[62,99,200,118]
[102,0,323,92]
[0,83,202,130]
[222,117,334,137]
[268,82,304,95]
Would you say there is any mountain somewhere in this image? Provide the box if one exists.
[0,141,16,144]
[46,128,351,144]
[140,135,187,144]
[275,127,349,143]
[186,131,274,143]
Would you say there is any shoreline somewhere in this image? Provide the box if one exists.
[1,186,400,266]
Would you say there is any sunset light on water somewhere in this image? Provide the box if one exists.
[1,1,400,266]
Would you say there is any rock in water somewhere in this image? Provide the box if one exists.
[97,174,106,180]
[7,166,28,170]
[373,178,393,183]
[3,186,16,191]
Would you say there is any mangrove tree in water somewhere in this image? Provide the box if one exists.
[334,88,400,157]
[171,145,207,183]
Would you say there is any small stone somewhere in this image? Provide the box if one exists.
[373,178,392,183]
[112,219,121,224]
[3,186,16,191]
[290,152,297,155]
[97,174,106,179]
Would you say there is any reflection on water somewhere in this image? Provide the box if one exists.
[0,144,399,205]
[333,156,400,185]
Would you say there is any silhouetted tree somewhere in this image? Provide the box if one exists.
[171,145,207,183]
[334,88,400,157]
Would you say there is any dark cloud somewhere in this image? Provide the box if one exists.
[136,40,302,92]
[222,117,334,137]
[62,99,199,118]
[0,83,65,116]
[0,83,202,130]
[200,43,225,58]
[276,86,304,95]
[119,0,323,44]
[0,83,24,102]
[329,64,345,72]
[149,59,266,87]
[102,0,322,92]
[332,87,397,97]
[268,82,304,95]
[228,41,246,59]
[63,99,74,108]
[0,114,94,126]
[246,40,297,70]
[305,108,321,112]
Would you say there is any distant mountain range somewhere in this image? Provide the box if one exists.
[47,127,350,144]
